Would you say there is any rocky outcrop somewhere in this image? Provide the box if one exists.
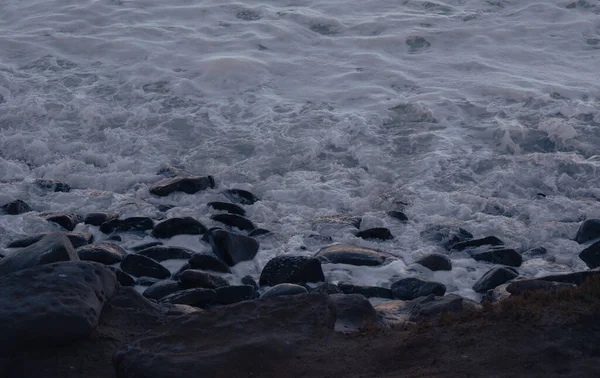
[414,253,452,271]
[472,267,518,293]
[76,243,126,265]
[151,217,207,238]
[391,278,446,300]
[259,255,325,286]
[149,175,215,196]
[316,244,395,266]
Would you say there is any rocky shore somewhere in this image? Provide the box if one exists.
[1,174,599,377]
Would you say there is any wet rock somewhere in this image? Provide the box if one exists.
[355,227,393,240]
[177,269,230,289]
[248,228,271,237]
[312,282,343,295]
[260,283,308,299]
[84,212,118,226]
[159,288,216,307]
[312,214,362,229]
[506,280,576,296]
[120,254,170,279]
[143,280,183,300]
[472,248,523,267]
[100,217,154,234]
[315,244,395,266]
[207,201,246,216]
[472,267,519,293]
[210,213,255,231]
[109,235,122,242]
[151,217,207,238]
[222,188,259,205]
[108,266,135,286]
[536,269,600,286]
[579,240,600,268]
[386,210,408,222]
[450,236,504,251]
[207,229,259,266]
[523,246,547,257]
[188,253,231,273]
[338,282,393,299]
[45,212,83,231]
[0,232,79,276]
[241,275,259,290]
[1,200,32,215]
[136,246,195,261]
[136,277,161,286]
[157,204,175,212]
[414,253,452,271]
[575,219,600,244]
[35,179,70,192]
[0,261,117,352]
[391,277,446,300]
[76,243,126,265]
[330,294,379,333]
[7,231,93,249]
[213,285,256,305]
[149,175,215,196]
[259,255,325,286]
[420,224,473,250]
[130,242,163,252]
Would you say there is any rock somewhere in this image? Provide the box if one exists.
[109,235,122,242]
[0,232,79,276]
[472,248,523,267]
[312,282,344,294]
[391,277,446,300]
[76,243,126,265]
[338,281,393,299]
[506,280,576,296]
[259,255,325,286]
[45,212,83,231]
[312,214,362,229]
[579,240,600,268]
[213,285,256,304]
[575,219,600,244]
[108,285,162,312]
[6,231,93,249]
[207,201,246,216]
[536,269,600,286]
[143,280,183,300]
[113,294,335,377]
[373,300,411,326]
[1,199,31,215]
[330,294,379,332]
[241,275,259,290]
[162,304,201,316]
[130,242,163,252]
[156,165,190,178]
[450,236,504,251]
[177,269,230,289]
[0,261,116,352]
[222,188,259,205]
[108,267,135,286]
[120,254,170,279]
[84,212,118,226]
[149,175,215,196]
[260,283,308,299]
[315,244,395,266]
[35,179,70,192]
[386,210,408,222]
[472,267,519,293]
[210,213,255,231]
[136,246,195,261]
[136,277,161,286]
[248,228,271,237]
[188,252,231,273]
[151,217,207,238]
[407,294,480,321]
[355,227,394,240]
[420,224,473,250]
[207,229,259,266]
[523,246,547,257]
[414,253,452,271]
[100,217,154,234]
[157,204,175,212]
[159,288,216,307]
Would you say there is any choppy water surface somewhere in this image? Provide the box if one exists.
[1,0,600,298]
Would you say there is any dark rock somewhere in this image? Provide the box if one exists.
[149,175,215,196]
[260,283,308,299]
[536,269,600,286]
[450,236,504,251]
[84,212,118,226]
[420,224,473,250]
[156,165,190,178]
[472,267,519,293]
[109,235,123,242]
[45,212,83,231]
[575,219,600,244]
[579,240,600,268]
[207,201,246,216]
[157,204,175,212]
[248,228,271,237]
[1,200,32,215]
[0,232,79,276]
[200,226,223,242]
[162,304,201,316]
[506,280,576,296]
[188,253,231,273]
[0,261,116,352]
[173,263,191,277]
[177,269,230,289]
[151,217,207,238]
[106,285,162,312]
[523,246,547,257]
[338,281,393,299]
[355,227,393,240]
[222,188,259,205]
[391,277,446,300]
[414,253,452,271]
[386,210,408,222]
[130,242,163,252]
[6,231,93,249]
[213,285,256,304]
[159,288,216,307]
[315,244,395,266]
[143,280,183,300]
[136,246,195,261]
[99,217,154,234]
[312,214,362,229]
[76,243,126,265]
[210,213,255,231]
[35,179,70,192]
[375,294,481,325]
[136,277,161,286]
[259,255,325,286]
[207,229,259,266]
[312,282,343,294]
[241,275,259,290]
[120,254,170,279]
[472,248,523,267]
[108,267,135,286]
[330,293,379,332]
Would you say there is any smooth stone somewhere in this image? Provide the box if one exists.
[579,240,600,268]
[108,235,122,242]
[241,275,259,290]
[259,255,325,286]
[222,188,259,205]
[213,285,256,305]
[355,227,394,240]
[312,282,343,295]
[120,254,170,279]
[472,267,519,293]
[149,175,215,196]
[536,269,600,286]
[136,246,194,261]
[151,217,207,238]
[330,293,379,333]
[143,280,183,300]
[210,213,255,231]
[472,248,523,267]
[207,201,246,216]
[188,253,231,273]
[130,242,163,252]
[1,200,32,215]
[391,277,446,300]
[420,224,473,250]
[260,283,308,299]
[6,231,93,249]
[84,212,118,226]
[100,217,154,234]
[386,210,408,222]
[108,266,135,287]
[450,236,504,251]
[45,212,83,231]
[248,228,271,237]
[35,179,70,192]
[315,244,395,266]
[159,288,216,307]
[207,229,259,266]
[76,243,126,265]
[177,269,230,289]
[414,253,452,271]
[506,280,576,296]
[575,219,600,244]
[337,281,393,299]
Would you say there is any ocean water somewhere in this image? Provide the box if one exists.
[1,0,599,299]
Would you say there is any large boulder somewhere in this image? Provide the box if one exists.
[100,217,154,234]
[260,283,308,299]
[337,282,393,299]
[76,243,126,265]
[6,231,93,249]
[207,229,259,266]
[177,269,230,289]
[420,224,473,250]
[0,261,117,352]
[259,255,325,286]
[136,246,195,261]
[207,201,246,216]
[472,267,519,293]
[414,253,452,271]
[390,277,446,300]
[450,236,504,251]
[151,217,207,239]
[44,212,83,231]
[579,241,600,269]
[330,294,379,332]
[222,188,259,205]
[210,213,255,232]
[1,199,32,215]
[0,232,79,276]
[84,212,118,226]
[575,219,600,244]
[315,244,395,266]
[120,254,170,279]
[472,248,523,267]
[188,253,231,273]
[149,175,215,196]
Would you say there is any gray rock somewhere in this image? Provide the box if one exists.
[6,231,93,249]
[355,227,394,240]
[260,283,308,299]
[136,246,195,261]
[338,281,393,299]
[207,201,246,216]
[472,248,523,267]
[143,280,184,300]
[177,269,230,289]
[575,219,600,244]
[386,211,408,222]
[44,212,83,231]
[84,212,118,226]
[159,288,216,307]
[76,243,126,265]
[259,255,324,286]
[420,224,473,250]
[222,188,259,205]
[210,213,255,231]
[315,244,395,266]
[414,253,452,271]
[120,254,170,279]
[579,240,600,269]
[149,175,215,196]
[391,277,446,300]
[472,267,519,293]
[330,294,379,332]
[1,200,32,215]
[207,229,259,266]
[151,217,207,238]
[536,269,600,286]
[188,253,231,273]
